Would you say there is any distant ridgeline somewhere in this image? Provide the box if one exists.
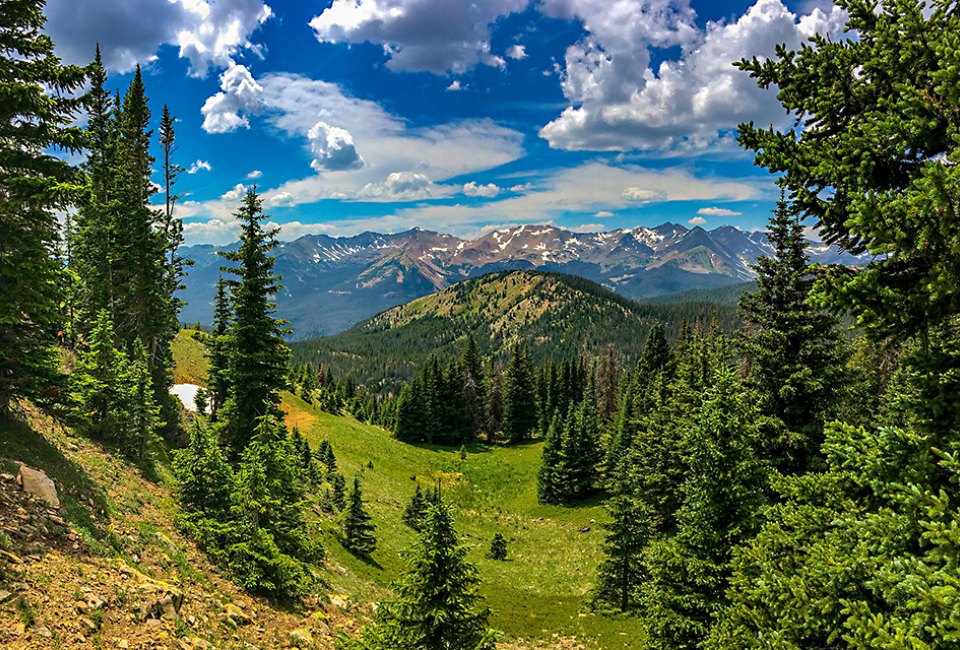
[179,222,859,338]
[290,270,741,391]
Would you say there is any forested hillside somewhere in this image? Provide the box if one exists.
[290,270,737,390]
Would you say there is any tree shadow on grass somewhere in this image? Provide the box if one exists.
[0,415,114,555]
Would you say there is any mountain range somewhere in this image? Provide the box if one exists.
[179,222,862,338]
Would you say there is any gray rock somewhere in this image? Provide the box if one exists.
[17,465,60,508]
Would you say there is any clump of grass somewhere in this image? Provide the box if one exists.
[17,597,36,629]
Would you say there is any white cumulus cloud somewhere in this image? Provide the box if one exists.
[201,64,264,133]
[447,80,463,91]
[359,172,439,200]
[44,0,272,75]
[267,192,295,207]
[247,169,263,179]
[221,183,248,201]
[594,210,614,218]
[621,187,667,203]
[463,181,501,197]
[688,216,707,225]
[309,0,527,73]
[539,0,848,152]
[187,160,212,174]
[308,121,364,172]
[506,44,527,60]
[697,206,742,216]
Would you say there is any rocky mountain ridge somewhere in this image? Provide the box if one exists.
[179,223,861,338]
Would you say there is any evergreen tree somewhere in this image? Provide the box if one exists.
[737,0,960,344]
[595,344,621,427]
[218,189,290,456]
[562,398,600,499]
[67,310,129,441]
[484,367,503,442]
[604,374,636,485]
[173,419,234,524]
[592,495,652,612]
[488,533,507,561]
[640,369,767,648]
[394,381,423,442]
[331,472,347,511]
[0,0,85,414]
[342,499,496,650]
[343,476,376,555]
[403,483,428,531]
[71,46,115,326]
[502,344,537,443]
[739,195,848,474]
[229,415,317,597]
[126,339,163,462]
[461,335,486,437]
[537,414,564,504]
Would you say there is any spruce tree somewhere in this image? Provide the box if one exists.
[343,476,376,555]
[126,339,163,462]
[0,0,85,415]
[502,344,537,443]
[484,368,503,442]
[739,195,848,474]
[595,344,621,427]
[229,414,317,596]
[488,533,507,561]
[604,374,636,485]
[640,369,767,648]
[207,277,232,417]
[592,495,652,612]
[67,310,129,440]
[403,484,428,531]
[71,46,115,330]
[343,499,496,650]
[218,189,290,457]
[394,381,422,442]
[173,419,234,524]
[331,472,347,511]
[537,414,563,504]
[562,398,600,499]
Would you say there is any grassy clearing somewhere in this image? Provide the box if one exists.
[171,328,210,385]
[283,393,646,648]
[174,328,645,647]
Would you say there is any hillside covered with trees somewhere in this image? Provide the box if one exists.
[290,270,738,391]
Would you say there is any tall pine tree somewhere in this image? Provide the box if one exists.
[218,189,290,457]
[342,476,377,556]
[739,195,848,474]
[502,344,537,443]
[0,0,85,415]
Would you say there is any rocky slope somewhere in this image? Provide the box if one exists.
[0,407,363,649]
[179,223,862,338]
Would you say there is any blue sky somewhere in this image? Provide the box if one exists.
[44,0,846,244]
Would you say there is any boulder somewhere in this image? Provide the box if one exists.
[17,465,60,508]
[288,628,313,647]
[223,603,250,627]
[136,584,183,622]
